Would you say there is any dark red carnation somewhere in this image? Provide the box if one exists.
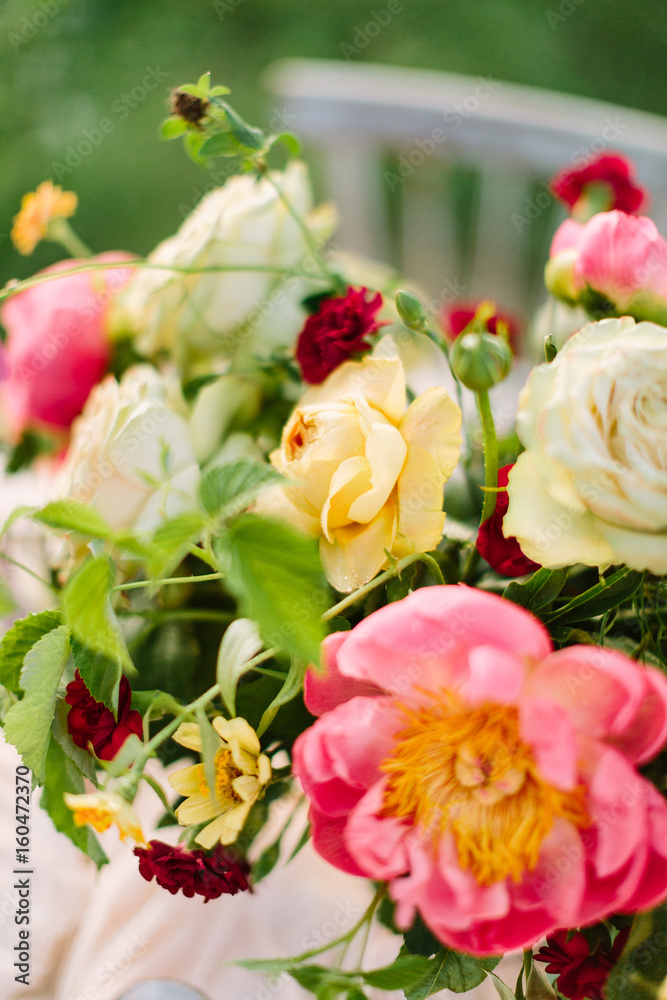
[550,152,648,216]
[296,286,385,384]
[134,840,250,901]
[476,464,540,577]
[442,301,520,351]
[535,927,630,1000]
[65,670,143,761]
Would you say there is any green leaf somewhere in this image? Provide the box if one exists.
[149,512,208,579]
[220,102,266,150]
[544,567,644,624]
[405,950,501,999]
[101,734,145,777]
[40,737,108,868]
[214,514,328,665]
[503,567,568,611]
[33,499,113,538]
[160,116,189,140]
[177,82,206,98]
[182,373,221,403]
[217,618,264,716]
[605,906,667,1000]
[403,914,442,957]
[271,132,302,158]
[196,72,211,93]
[252,838,281,883]
[287,821,310,862]
[196,707,221,801]
[0,504,37,545]
[257,657,306,737]
[62,557,131,685]
[200,460,282,520]
[0,574,16,615]
[525,966,556,999]
[70,639,121,713]
[3,626,71,783]
[0,610,64,695]
[486,971,518,1000]
[362,955,433,989]
[200,131,244,158]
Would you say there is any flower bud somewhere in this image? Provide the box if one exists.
[544,249,580,303]
[395,289,429,333]
[450,331,512,391]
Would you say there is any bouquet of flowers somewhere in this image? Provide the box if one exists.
[1,74,667,1000]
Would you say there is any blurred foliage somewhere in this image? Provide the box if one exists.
[0,0,666,285]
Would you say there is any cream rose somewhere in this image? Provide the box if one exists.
[259,347,462,592]
[114,162,335,369]
[57,365,200,534]
[504,317,667,572]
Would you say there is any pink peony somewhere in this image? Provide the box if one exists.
[293,586,667,955]
[549,218,585,259]
[574,210,667,309]
[0,252,134,436]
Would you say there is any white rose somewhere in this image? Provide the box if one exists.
[504,317,667,572]
[115,162,335,369]
[57,365,200,534]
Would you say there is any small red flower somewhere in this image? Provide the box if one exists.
[550,152,648,216]
[442,301,519,350]
[134,840,250,901]
[296,286,385,384]
[65,670,143,761]
[476,464,540,577]
[535,927,630,1000]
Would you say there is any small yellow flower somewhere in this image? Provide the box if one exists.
[64,790,145,844]
[168,716,272,849]
[11,180,78,255]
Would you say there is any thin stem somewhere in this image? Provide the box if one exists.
[113,571,224,592]
[0,260,330,304]
[47,217,94,258]
[523,948,532,983]
[120,608,234,624]
[262,171,340,289]
[287,884,386,965]
[476,387,499,526]
[353,886,385,972]
[134,682,221,769]
[321,553,424,621]
[0,550,57,591]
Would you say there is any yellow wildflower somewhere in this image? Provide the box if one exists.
[11,180,78,255]
[64,790,145,844]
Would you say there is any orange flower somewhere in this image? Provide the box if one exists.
[11,180,78,255]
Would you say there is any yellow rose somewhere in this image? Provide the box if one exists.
[260,350,461,591]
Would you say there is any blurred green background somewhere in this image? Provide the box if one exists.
[1,0,665,286]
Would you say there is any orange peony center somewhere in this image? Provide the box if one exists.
[380,698,589,886]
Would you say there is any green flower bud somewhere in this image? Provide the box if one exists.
[395,289,429,333]
[544,249,580,304]
[450,332,512,391]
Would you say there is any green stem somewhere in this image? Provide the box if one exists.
[120,608,234,624]
[523,948,532,984]
[134,682,222,770]
[0,550,57,591]
[476,388,499,526]
[321,553,424,621]
[113,571,224,592]
[286,884,386,965]
[46,217,94,258]
[0,260,330,304]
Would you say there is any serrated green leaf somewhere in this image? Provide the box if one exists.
[70,639,121,713]
[217,618,263,716]
[62,556,131,679]
[200,131,244,158]
[160,116,189,140]
[525,966,556,999]
[257,657,306,737]
[40,737,108,868]
[486,971,518,1000]
[405,950,501,999]
[3,626,70,783]
[605,907,667,999]
[0,610,64,694]
[544,567,644,624]
[403,914,442,957]
[362,954,433,989]
[214,514,328,665]
[33,499,113,538]
[149,512,208,579]
[111,534,157,562]
[201,460,282,519]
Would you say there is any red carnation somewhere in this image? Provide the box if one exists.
[550,152,648,216]
[476,464,540,577]
[442,301,520,351]
[535,927,630,1000]
[296,286,385,384]
[65,670,143,761]
[134,840,250,901]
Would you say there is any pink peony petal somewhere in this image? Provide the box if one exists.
[514,818,586,928]
[618,782,667,913]
[461,646,525,706]
[519,696,578,790]
[304,630,384,716]
[308,806,367,876]
[586,746,647,878]
[550,218,585,257]
[344,778,411,880]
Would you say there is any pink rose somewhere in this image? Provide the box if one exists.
[0,252,134,436]
[574,210,667,309]
[294,586,667,955]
